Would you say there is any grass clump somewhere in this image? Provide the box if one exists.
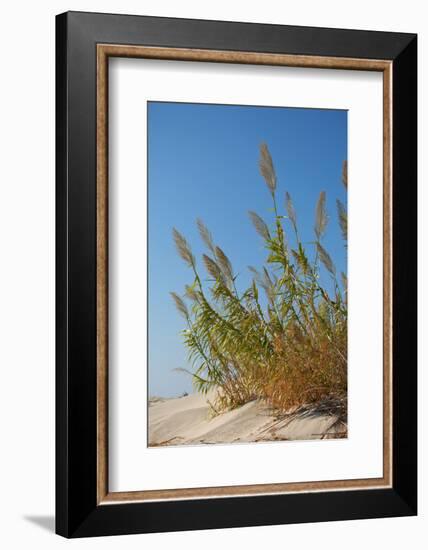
[170,143,347,416]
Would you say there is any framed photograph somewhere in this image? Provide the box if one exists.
[56,11,417,538]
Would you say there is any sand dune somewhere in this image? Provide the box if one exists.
[148,392,346,446]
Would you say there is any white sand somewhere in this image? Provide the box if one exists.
[148,392,346,446]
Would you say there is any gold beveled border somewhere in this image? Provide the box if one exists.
[96,44,393,504]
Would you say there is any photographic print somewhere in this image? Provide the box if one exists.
[148,102,348,447]
[57,14,417,536]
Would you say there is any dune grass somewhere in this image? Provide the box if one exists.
[170,143,347,416]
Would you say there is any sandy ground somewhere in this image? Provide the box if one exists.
[148,392,346,446]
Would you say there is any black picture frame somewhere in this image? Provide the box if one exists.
[56,11,417,538]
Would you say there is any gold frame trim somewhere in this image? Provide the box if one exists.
[96,44,393,504]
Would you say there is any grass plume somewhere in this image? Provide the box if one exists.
[170,291,189,319]
[197,218,216,254]
[248,210,271,241]
[315,191,328,240]
[259,142,277,194]
[342,159,348,189]
[173,228,195,268]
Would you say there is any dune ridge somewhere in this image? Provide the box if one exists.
[148,392,346,446]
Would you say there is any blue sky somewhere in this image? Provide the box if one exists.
[148,102,347,397]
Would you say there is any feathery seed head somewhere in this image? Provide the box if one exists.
[341,271,347,291]
[196,218,215,253]
[316,242,336,276]
[336,199,347,242]
[259,142,277,194]
[170,291,189,319]
[342,160,348,189]
[215,246,234,282]
[315,191,328,240]
[285,191,297,228]
[202,254,224,282]
[248,210,271,241]
[172,228,195,268]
